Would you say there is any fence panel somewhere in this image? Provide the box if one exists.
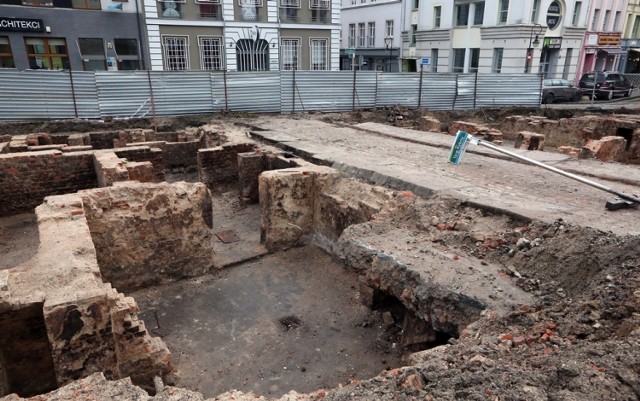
[226,71,281,113]
[624,73,640,89]
[0,70,77,120]
[419,73,457,110]
[150,71,216,115]
[210,71,228,111]
[453,74,477,110]
[95,71,152,118]
[71,71,100,119]
[280,71,376,113]
[375,73,420,107]
[476,74,542,108]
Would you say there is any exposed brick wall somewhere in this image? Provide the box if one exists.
[114,147,165,182]
[81,182,214,292]
[0,150,97,216]
[89,131,121,150]
[198,143,256,191]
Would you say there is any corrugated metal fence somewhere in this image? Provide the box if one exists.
[0,69,543,120]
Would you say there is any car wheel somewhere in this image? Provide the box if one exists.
[607,90,614,100]
[543,93,554,104]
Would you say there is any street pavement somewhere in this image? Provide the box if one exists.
[248,116,640,236]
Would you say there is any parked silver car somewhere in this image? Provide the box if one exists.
[541,79,582,104]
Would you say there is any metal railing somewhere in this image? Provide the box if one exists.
[0,69,543,120]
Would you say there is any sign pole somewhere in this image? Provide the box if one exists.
[418,63,424,108]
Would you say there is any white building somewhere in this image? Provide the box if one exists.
[402,0,588,80]
[340,0,402,71]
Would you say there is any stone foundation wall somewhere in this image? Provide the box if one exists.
[81,182,214,292]
[0,150,97,216]
[198,143,256,190]
[114,147,165,182]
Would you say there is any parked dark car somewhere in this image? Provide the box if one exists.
[578,71,633,100]
[541,79,582,104]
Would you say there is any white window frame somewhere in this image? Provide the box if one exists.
[571,1,581,26]
[531,0,540,23]
[348,24,356,47]
[433,6,441,28]
[198,36,223,70]
[309,0,329,9]
[613,11,620,31]
[195,0,220,3]
[492,47,503,73]
[280,0,299,7]
[158,0,186,3]
[385,20,393,37]
[162,35,189,71]
[591,8,599,31]
[280,37,300,70]
[498,0,509,24]
[358,23,365,48]
[309,38,328,71]
[602,10,610,31]
[239,0,262,6]
[367,22,375,48]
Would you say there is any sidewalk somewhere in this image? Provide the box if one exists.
[248,116,640,236]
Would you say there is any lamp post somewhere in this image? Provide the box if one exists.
[384,36,393,72]
[524,24,542,73]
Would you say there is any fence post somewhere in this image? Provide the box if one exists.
[418,64,424,109]
[473,71,478,110]
[292,69,296,114]
[146,69,158,134]
[68,69,79,119]
[352,68,357,111]
[223,70,229,112]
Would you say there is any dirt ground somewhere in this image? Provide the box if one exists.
[1,111,639,401]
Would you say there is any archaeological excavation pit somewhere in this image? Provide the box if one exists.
[0,121,488,399]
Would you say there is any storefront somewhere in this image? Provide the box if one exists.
[579,33,624,76]
[0,8,147,71]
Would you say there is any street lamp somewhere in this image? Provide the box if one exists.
[384,36,393,72]
[524,24,542,73]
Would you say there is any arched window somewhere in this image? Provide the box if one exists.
[236,39,269,71]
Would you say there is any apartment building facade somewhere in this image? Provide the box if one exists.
[402,0,587,80]
[143,0,340,71]
[576,0,628,78]
[621,0,640,72]
[339,0,402,71]
[0,0,147,70]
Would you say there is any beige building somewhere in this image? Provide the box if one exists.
[143,0,341,71]
[622,0,640,72]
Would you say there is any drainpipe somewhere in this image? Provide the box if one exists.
[135,0,147,70]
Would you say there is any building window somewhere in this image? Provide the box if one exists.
[452,48,464,73]
[456,3,469,26]
[350,0,355,4]
[310,38,327,70]
[613,11,621,31]
[633,16,640,37]
[162,36,189,70]
[571,1,581,26]
[367,22,375,47]
[591,8,599,31]
[562,48,572,79]
[492,47,503,73]
[431,48,438,72]
[20,0,52,6]
[433,6,441,28]
[198,0,222,19]
[498,0,509,24]
[239,0,262,21]
[474,1,484,25]
[280,7,298,22]
[159,0,184,18]
[412,0,417,9]
[411,24,417,45]
[25,37,69,70]
[236,39,269,71]
[602,10,610,31]
[114,39,140,70]
[348,24,356,47]
[309,0,328,8]
[0,37,15,68]
[71,0,100,8]
[531,0,540,23]
[385,20,394,37]
[311,8,328,23]
[198,37,223,70]
[358,23,365,47]
[281,38,300,70]
[78,38,105,71]
[470,48,479,72]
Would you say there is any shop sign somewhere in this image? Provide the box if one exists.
[587,34,598,46]
[543,37,562,49]
[598,34,621,46]
[0,17,45,33]
[546,1,562,30]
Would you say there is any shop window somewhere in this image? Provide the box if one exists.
[198,37,223,70]
[78,38,106,71]
[25,37,70,70]
[0,37,15,68]
[71,0,100,8]
[162,36,189,70]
